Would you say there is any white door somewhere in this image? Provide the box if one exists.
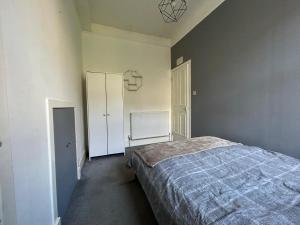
[0,41,17,225]
[106,73,124,154]
[171,61,191,141]
[87,73,107,157]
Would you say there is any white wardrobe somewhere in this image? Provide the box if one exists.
[86,72,124,158]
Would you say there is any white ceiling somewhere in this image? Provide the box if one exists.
[75,0,225,44]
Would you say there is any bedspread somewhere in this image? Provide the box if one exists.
[131,143,300,225]
[134,136,238,167]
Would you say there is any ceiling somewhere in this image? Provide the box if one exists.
[75,0,225,44]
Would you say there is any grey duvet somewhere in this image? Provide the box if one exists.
[131,142,300,225]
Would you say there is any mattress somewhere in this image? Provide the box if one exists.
[130,140,300,225]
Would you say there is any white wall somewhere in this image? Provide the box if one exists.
[0,15,17,225]
[82,26,171,146]
[0,0,85,225]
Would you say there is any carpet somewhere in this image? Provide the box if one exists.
[62,154,158,225]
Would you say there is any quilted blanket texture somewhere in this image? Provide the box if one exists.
[134,136,238,167]
[131,139,300,225]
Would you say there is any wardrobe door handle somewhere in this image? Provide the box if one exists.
[107,114,111,116]
[103,114,106,117]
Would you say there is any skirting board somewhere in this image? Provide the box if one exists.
[77,152,86,180]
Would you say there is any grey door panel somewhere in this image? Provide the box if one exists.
[53,108,77,217]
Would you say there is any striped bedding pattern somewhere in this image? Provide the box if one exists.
[131,142,300,225]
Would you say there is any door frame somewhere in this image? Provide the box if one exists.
[171,59,192,140]
[46,99,80,225]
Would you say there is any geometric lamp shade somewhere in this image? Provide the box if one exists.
[158,0,187,23]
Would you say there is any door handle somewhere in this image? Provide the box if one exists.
[66,142,71,148]
[103,114,106,117]
[107,114,110,116]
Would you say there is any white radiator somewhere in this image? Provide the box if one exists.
[129,111,170,142]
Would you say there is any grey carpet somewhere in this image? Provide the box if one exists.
[62,154,158,225]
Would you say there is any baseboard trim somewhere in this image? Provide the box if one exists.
[55,217,61,225]
[77,152,86,180]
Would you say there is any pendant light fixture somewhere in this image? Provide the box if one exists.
[158,0,187,23]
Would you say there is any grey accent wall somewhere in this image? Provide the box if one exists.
[171,0,300,158]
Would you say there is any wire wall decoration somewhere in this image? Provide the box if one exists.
[124,70,143,91]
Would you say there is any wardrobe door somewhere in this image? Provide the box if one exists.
[106,73,124,154]
[87,73,107,157]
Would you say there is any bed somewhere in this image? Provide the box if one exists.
[129,136,300,225]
